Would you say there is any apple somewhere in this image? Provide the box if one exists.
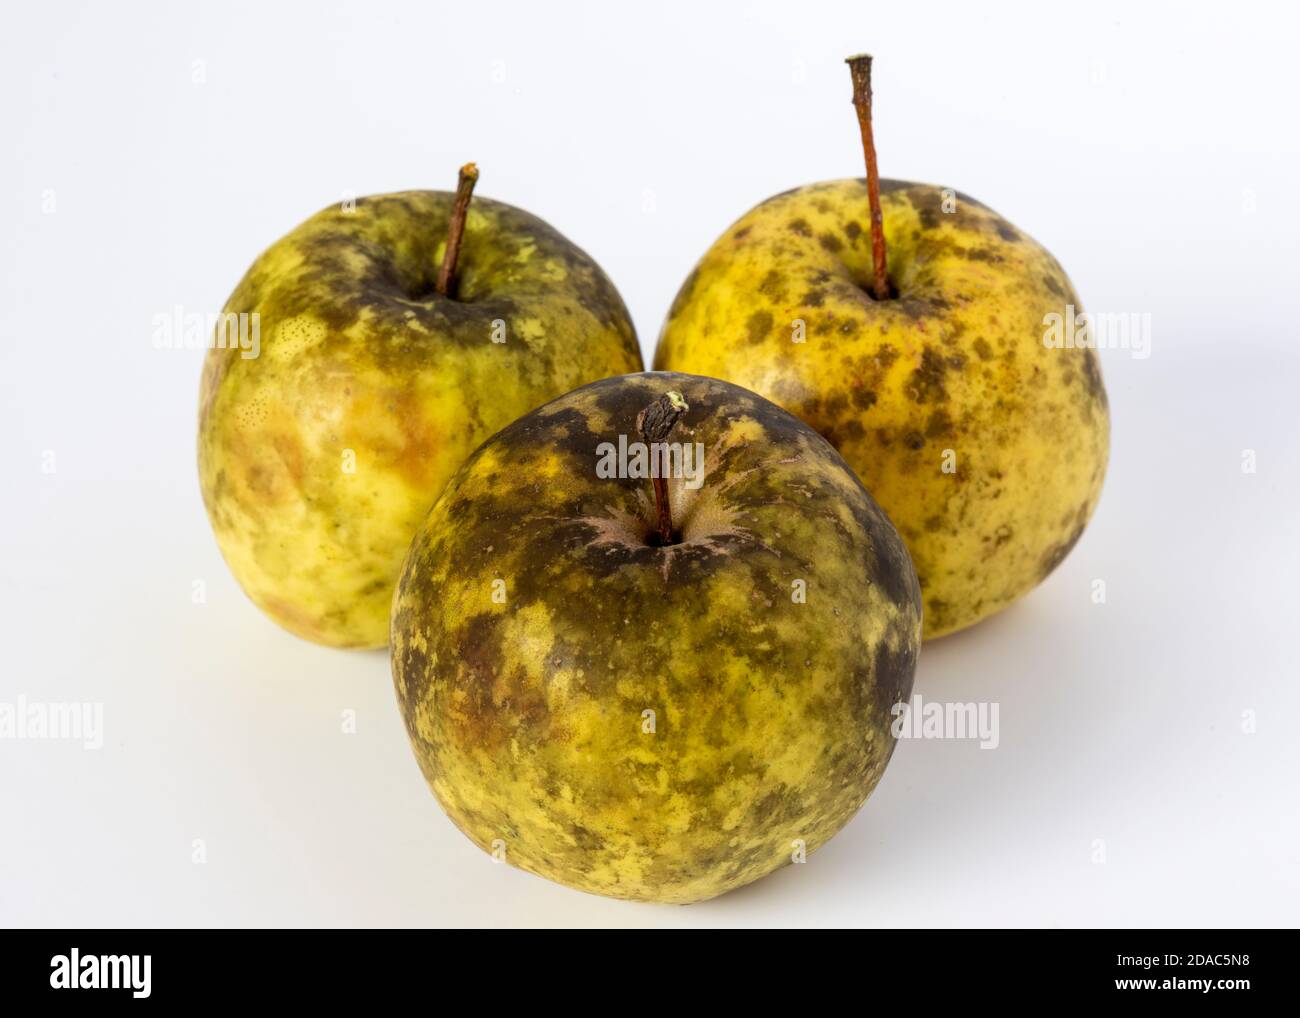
[654,56,1110,638]
[390,371,921,903]
[198,166,642,648]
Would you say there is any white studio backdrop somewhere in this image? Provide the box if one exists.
[0,0,1297,926]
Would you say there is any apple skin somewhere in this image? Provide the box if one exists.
[655,179,1109,638]
[391,371,921,903]
[198,191,642,648]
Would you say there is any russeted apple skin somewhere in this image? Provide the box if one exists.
[198,191,642,648]
[391,372,921,903]
[656,180,1110,639]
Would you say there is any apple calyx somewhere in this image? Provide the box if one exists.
[636,390,689,546]
[435,162,480,298]
[845,54,891,301]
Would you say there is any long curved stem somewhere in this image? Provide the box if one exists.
[435,162,479,297]
[846,55,890,301]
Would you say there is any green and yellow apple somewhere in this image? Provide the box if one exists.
[655,57,1108,638]
[391,371,921,903]
[199,174,642,648]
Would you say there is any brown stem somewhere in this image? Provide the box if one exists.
[846,55,890,300]
[434,162,479,297]
[636,390,689,545]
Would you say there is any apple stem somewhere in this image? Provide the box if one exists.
[636,390,690,545]
[846,54,890,301]
[435,162,480,298]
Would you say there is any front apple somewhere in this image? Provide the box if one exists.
[391,372,921,903]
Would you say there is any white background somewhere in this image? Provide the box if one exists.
[2,0,1298,928]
